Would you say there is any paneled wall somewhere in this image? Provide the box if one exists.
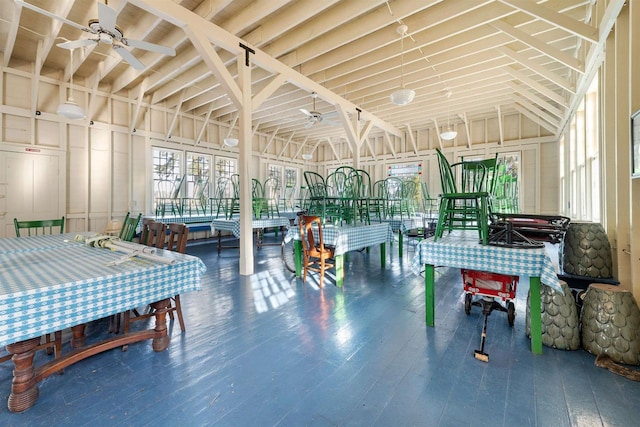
[1,63,558,240]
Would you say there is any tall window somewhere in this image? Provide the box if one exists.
[152,148,183,215]
[186,152,211,198]
[562,74,600,221]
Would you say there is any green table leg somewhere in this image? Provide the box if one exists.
[529,276,542,354]
[294,240,302,278]
[424,264,435,327]
[380,242,386,268]
[335,254,344,287]
[398,232,403,258]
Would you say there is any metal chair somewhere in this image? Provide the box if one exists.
[182,176,209,216]
[434,148,490,245]
[155,174,184,217]
[299,215,335,288]
[263,177,281,218]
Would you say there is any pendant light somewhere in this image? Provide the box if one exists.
[440,90,457,140]
[57,48,86,120]
[223,138,239,147]
[390,24,415,106]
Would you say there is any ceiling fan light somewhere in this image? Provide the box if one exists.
[224,138,239,147]
[390,88,416,106]
[440,128,458,140]
[301,153,313,161]
[57,97,86,120]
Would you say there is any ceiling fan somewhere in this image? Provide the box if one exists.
[299,92,339,128]
[15,0,176,70]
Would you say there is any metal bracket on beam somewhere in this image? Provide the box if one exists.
[239,42,255,67]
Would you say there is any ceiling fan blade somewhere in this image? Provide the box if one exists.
[15,0,89,32]
[300,108,311,117]
[57,39,97,49]
[113,45,145,70]
[305,120,315,129]
[98,2,117,33]
[122,38,176,56]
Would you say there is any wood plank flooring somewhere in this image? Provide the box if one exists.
[1,234,640,426]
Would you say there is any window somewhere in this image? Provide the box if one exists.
[152,147,183,215]
[186,152,211,198]
[561,74,600,221]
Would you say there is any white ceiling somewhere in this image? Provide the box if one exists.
[0,0,622,150]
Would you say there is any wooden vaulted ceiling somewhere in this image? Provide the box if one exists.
[0,0,624,151]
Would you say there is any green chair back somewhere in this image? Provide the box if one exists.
[118,212,142,242]
[14,217,65,237]
[434,148,490,244]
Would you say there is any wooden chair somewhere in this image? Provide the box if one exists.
[118,212,141,242]
[14,216,65,237]
[123,223,188,337]
[434,148,490,245]
[165,223,189,331]
[144,221,167,249]
[299,215,335,288]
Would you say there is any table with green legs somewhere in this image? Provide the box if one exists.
[411,231,562,354]
[288,222,393,287]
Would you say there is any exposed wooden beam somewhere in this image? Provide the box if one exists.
[498,0,599,44]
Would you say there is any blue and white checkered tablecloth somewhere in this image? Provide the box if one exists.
[410,231,561,292]
[0,237,206,347]
[286,222,393,256]
[210,217,290,238]
[0,233,95,255]
[381,217,424,234]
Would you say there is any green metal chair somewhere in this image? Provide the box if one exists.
[383,177,403,218]
[434,148,490,245]
[252,178,266,218]
[14,216,65,237]
[118,212,142,242]
[263,177,281,218]
[155,174,184,217]
[181,176,209,216]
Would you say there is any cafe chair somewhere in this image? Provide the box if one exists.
[262,177,281,218]
[252,178,266,218]
[118,212,142,242]
[182,176,209,216]
[155,174,184,217]
[434,148,490,245]
[14,216,65,237]
[299,215,335,288]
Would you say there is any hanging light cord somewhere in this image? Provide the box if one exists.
[399,30,405,87]
[68,49,75,100]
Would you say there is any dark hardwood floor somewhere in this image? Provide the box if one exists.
[1,233,640,426]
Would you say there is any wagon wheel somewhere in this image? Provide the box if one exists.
[464,293,472,315]
[507,301,515,326]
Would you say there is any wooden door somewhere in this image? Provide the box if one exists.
[0,150,64,237]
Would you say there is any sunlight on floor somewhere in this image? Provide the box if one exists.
[251,270,297,313]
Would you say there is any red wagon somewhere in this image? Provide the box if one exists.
[461,269,518,326]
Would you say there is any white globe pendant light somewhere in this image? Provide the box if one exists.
[390,25,415,106]
[57,49,86,120]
